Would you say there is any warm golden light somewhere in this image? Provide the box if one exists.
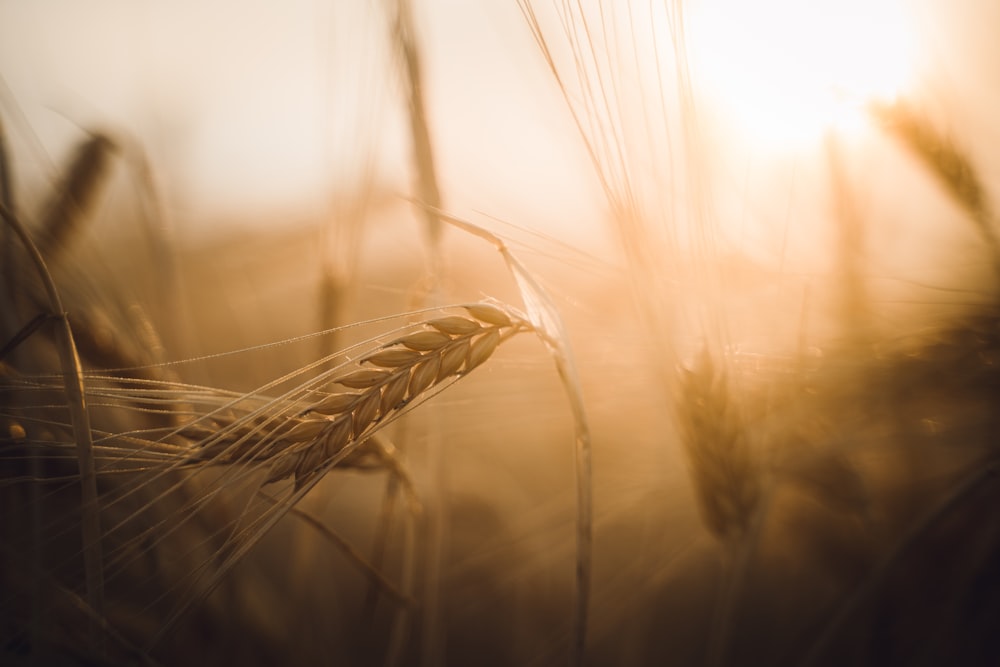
[686,0,918,148]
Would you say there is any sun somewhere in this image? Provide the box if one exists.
[683,0,919,150]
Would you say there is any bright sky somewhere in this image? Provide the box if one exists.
[685,0,918,150]
[1,0,997,254]
[0,0,597,236]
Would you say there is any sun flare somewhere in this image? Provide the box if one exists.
[685,0,918,149]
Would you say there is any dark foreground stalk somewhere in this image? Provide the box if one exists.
[1,205,105,655]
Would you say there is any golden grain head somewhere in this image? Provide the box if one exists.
[226,304,529,487]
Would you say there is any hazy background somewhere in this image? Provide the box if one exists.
[3,0,997,247]
[0,1,599,242]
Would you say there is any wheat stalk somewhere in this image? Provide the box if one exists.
[0,204,105,654]
[388,2,450,657]
[422,208,595,667]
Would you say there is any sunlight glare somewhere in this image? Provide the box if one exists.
[685,0,918,149]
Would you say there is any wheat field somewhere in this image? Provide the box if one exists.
[2,1,999,666]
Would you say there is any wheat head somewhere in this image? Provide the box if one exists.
[183,303,530,489]
[677,348,760,543]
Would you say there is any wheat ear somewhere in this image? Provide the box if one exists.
[37,133,117,262]
[874,101,1000,279]
[191,303,529,487]
[677,347,760,543]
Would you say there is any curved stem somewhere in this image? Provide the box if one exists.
[0,204,104,653]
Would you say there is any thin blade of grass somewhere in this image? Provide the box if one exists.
[1,204,105,653]
[428,207,593,667]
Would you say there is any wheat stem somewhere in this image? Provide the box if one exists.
[427,208,594,667]
[1,204,105,653]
